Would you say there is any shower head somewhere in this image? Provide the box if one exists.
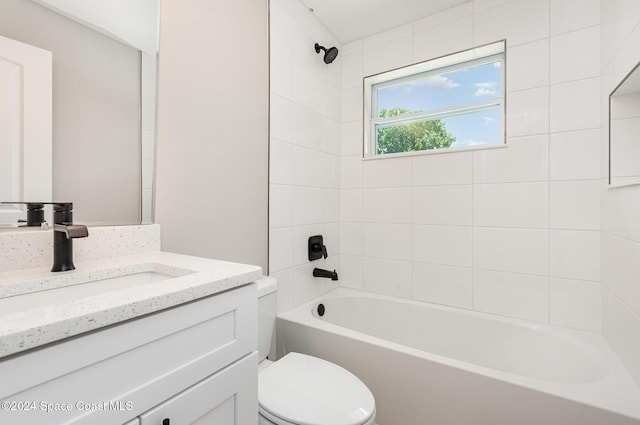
[315,43,339,64]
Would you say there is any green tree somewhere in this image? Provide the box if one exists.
[377,108,456,155]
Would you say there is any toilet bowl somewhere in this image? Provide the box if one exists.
[257,277,376,425]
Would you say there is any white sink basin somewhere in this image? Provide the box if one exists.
[0,270,186,315]
[0,262,196,316]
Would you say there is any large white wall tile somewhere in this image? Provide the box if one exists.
[323,118,342,156]
[549,180,601,230]
[413,185,472,225]
[549,129,601,180]
[550,26,600,84]
[293,146,327,187]
[269,2,295,56]
[363,156,412,187]
[364,223,412,260]
[602,233,640,316]
[474,0,512,13]
[341,40,363,56]
[270,184,294,228]
[473,136,548,183]
[363,35,413,76]
[602,286,640,386]
[363,187,412,223]
[340,222,363,256]
[271,49,295,100]
[413,16,474,63]
[474,227,549,275]
[550,78,600,132]
[339,254,364,289]
[550,230,601,282]
[294,105,324,148]
[324,85,342,123]
[550,0,601,36]
[363,24,413,49]
[340,188,363,222]
[413,2,473,32]
[342,86,362,123]
[270,139,295,185]
[340,156,363,188]
[271,94,295,142]
[550,277,601,331]
[474,269,549,322]
[363,257,413,298]
[474,182,549,228]
[507,87,550,137]
[506,39,550,92]
[474,0,550,47]
[413,262,472,308]
[293,187,327,225]
[270,227,294,272]
[341,50,363,90]
[601,184,640,239]
[341,121,363,157]
[271,268,295,314]
[413,151,472,186]
[413,225,472,267]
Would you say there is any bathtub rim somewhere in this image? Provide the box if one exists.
[277,287,640,421]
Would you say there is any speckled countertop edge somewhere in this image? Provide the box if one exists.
[0,251,262,358]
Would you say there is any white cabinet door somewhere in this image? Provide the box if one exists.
[139,352,257,425]
[0,35,52,225]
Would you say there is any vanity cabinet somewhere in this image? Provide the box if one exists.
[0,283,257,425]
[139,352,256,425]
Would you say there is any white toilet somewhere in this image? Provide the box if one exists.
[257,277,376,425]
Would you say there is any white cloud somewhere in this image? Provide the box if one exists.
[424,75,460,90]
[451,138,486,148]
[401,75,460,93]
[482,116,497,125]
[493,62,501,68]
[474,81,498,97]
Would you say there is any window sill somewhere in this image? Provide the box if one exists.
[362,142,507,161]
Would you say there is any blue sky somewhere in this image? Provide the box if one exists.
[376,61,502,147]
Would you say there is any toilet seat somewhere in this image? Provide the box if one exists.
[258,352,376,425]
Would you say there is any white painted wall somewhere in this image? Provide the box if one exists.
[33,0,159,54]
[268,0,343,312]
[155,0,269,272]
[600,0,640,388]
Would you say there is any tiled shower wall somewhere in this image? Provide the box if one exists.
[268,0,343,312]
[339,0,603,331]
[600,0,640,387]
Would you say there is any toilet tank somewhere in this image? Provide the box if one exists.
[257,276,278,362]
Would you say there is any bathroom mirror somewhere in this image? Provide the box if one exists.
[609,60,640,187]
[0,0,159,226]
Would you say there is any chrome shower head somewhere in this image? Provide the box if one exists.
[315,43,339,64]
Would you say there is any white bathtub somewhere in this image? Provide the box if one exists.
[276,287,640,425]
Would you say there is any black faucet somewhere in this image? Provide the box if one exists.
[51,203,88,272]
[0,202,46,227]
[313,268,338,281]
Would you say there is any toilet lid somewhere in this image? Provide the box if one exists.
[258,352,375,425]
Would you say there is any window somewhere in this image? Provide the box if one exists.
[363,41,505,157]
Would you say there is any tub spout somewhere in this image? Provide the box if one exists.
[313,268,338,281]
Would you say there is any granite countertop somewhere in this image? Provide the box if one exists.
[0,251,262,358]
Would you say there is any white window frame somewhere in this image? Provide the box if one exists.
[363,40,506,157]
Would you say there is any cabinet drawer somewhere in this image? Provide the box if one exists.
[140,352,257,425]
[0,283,256,425]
